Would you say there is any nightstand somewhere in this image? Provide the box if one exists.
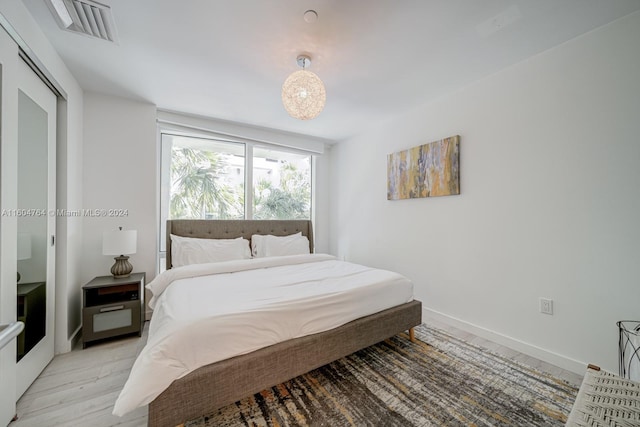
[82,273,145,348]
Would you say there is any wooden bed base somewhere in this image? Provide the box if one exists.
[148,220,423,426]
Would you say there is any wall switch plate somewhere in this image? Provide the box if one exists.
[539,298,553,315]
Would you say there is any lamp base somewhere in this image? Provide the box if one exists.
[111,255,133,278]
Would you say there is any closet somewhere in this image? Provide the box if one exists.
[0,26,57,424]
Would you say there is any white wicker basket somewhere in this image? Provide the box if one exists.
[565,366,640,426]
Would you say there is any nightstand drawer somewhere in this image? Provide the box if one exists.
[83,300,140,343]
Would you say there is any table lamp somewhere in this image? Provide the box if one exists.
[103,227,137,278]
[17,232,32,282]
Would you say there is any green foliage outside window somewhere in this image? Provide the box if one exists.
[169,147,310,220]
[253,162,311,220]
[169,147,242,219]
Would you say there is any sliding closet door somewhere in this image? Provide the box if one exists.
[15,58,57,399]
[0,23,20,426]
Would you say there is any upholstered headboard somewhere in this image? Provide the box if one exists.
[165,219,314,270]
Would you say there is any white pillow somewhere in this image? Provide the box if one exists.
[250,234,268,258]
[170,235,251,267]
[251,232,310,258]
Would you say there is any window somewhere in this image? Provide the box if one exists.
[162,134,245,220]
[253,147,311,220]
[159,132,312,267]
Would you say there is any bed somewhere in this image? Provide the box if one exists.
[122,220,422,427]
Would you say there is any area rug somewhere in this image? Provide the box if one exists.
[185,325,579,426]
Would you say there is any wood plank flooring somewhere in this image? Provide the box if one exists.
[10,321,582,427]
[11,326,149,427]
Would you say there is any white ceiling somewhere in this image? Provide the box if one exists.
[22,0,640,142]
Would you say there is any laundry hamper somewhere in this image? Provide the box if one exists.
[565,365,640,426]
[618,320,640,381]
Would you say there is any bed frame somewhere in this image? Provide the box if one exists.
[149,220,422,427]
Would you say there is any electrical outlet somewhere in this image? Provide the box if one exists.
[539,298,553,315]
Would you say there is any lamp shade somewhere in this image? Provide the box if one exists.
[17,232,32,261]
[102,229,137,256]
[281,69,326,120]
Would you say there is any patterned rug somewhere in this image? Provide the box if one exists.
[186,325,579,426]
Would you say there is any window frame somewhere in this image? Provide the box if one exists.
[157,126,315,272]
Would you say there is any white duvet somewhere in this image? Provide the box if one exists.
[113,254,413,416]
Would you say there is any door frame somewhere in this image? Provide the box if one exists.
[0,23,21,425]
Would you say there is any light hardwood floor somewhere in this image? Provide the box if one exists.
[10,321,583,427]
[11,326,149,427]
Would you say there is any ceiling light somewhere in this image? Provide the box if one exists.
[281,55,326,120]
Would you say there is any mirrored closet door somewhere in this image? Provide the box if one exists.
[15,58,57,399]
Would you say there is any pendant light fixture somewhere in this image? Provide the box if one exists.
[281,54,326,120]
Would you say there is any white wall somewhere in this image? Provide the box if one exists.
[0,1,84,353]
[82,92,157,314]
[330,11,640,373]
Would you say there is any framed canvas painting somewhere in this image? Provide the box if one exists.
[387,135,460,200]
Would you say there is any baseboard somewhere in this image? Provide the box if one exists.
[69,324,82,350]
[423,307,586,375]
[55,324,82,354]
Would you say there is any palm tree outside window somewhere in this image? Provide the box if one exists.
[158,133,312,269]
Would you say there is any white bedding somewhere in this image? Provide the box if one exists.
[113,254,413,416]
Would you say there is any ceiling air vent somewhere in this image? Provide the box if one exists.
[45,0,118,43]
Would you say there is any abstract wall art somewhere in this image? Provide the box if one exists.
[387,135,460,200]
